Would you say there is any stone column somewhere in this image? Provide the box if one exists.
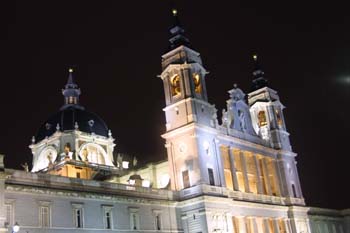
[253,154,263,194]
[240,151,250,193]
[262,158,272,195]
[228,148,239,191]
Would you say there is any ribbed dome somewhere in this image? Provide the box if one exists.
[36,106,109,142]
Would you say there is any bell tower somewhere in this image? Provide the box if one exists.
[160,9,219,191]
[248,55,292,151]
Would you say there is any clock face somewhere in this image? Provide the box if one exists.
[33,146,58,172]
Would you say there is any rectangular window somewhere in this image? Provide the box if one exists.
[221,147,233,190]
[73,208,84,228]
[208,168,215,185]
[155,214,161,230]
[182,170,190,188]
[131,213,139,230]
[5,204,13,226]
[40,206,50,227]
[129,207,140,231]
[102,206,113,229]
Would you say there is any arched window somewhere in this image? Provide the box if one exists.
[78,143,113,166]
[192,73,202,94]
[170,74,181,96]
[275,109,283,127]
[258,111,267,127]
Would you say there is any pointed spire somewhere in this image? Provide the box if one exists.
[168,8,191,50]
[66,68,78,88]
[61,68,83,110]
[251,54,268,91]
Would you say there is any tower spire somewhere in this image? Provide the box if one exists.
[61,68,83,110]
[168,8,190,49]
[251,54,268,91]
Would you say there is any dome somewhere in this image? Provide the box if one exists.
[36,106,109,142]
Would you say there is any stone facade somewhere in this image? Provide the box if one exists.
[0,10,348,233]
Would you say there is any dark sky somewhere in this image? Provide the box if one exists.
[1,1,349,209]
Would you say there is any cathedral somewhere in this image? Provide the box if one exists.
[0,9,348,233]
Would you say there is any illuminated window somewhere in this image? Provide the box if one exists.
[258,111,267,127]
[193,73,202,94]
[275,108,283,127]
[267,159,279,196]
[233,149,245,192]
[245,152,258,194]
[182,170,190,188]
[170,74,181,96]
[221,147,233,190]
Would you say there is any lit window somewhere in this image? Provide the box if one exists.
[72,203,84,228]
[193,73,202,94]
[170,74,181,96]
[275,109,283,127]
[258,111,267,127]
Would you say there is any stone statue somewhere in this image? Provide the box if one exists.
[222,109,228,127]
[133,156,138,168]
[81,148,89,162]
[21,162,29,172]
[116,153,123,168]
[47,152,53,167]
[239,110,246,131]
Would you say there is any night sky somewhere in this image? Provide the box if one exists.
[1,1,349,209]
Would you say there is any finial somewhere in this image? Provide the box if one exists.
[56,123,60,131]
[108,129,112,138]
[31,136,35,144]
[74,121,79,130]
[172,8,178,16]
[233,83,238,88]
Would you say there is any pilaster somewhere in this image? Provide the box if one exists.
[228,147,239,191]
[240,151,250,193]
[253,154,263,194]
